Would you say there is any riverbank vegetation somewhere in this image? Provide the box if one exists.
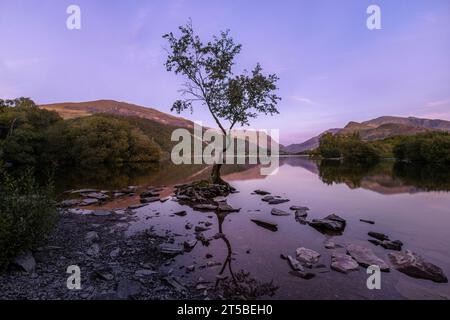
[0,98,162,168]
[0,167,58,269]
[315,131,450,164]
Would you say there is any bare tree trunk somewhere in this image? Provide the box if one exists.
[210,133,232,184]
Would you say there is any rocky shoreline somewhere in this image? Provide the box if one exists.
[0,208,212,300]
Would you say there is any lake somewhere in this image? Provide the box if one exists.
[56,157,450,299]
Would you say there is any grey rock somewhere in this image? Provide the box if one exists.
[388,250,448,283]
[360,219,375,225]
[109,248,121,258]
[296,247,321,266]
[173,210,187,216]
[85,231,99,243]
[117,279,141,299]
[80,198,99,206]
[254,190,271,195]
[268,198,290,205]
[60,199,80,207]
[346,244,390,272]
[287,255,305,272]
[295,210,308,218]
[140,197,160,204]
[71,189,98,194]
[134,269,157,277]
[331,250,359,273]
[85,192,109,200]
[193,204,218,211]
[213,196,227,203]
[309,214,346,233]
[86,243,100,257]
[13,251,36,273]
[68,208,93,215]
[217,203,240,212]
[271,208,290,216]
[290,206,309,211]
[368,232,389,241]
[250,219,278,232]
[93,210,112,217]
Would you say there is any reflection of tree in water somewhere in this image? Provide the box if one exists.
[318,160,388,188]
[393,162,450,191]
[318,159,450,192]
[212,211,278,300]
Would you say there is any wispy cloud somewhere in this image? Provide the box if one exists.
[425,99,450,108]
[290,96,318,106]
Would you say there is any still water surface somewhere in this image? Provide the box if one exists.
[57,157,450,299]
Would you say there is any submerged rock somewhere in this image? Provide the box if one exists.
[268,198,290,205]
[346,244,390,272]
[368,232,389,241]
[330,250,359,274]
[271,208,290,216]
[254,190,271,195]
[369,239,403,251]
[360,219,375,225]
[309,214,346,233]
[250,219,278,232]
[287,255,305,272]
[290,206,309,211]
[173,210,187,217]
[388,250,448,283]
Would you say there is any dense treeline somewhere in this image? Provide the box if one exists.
[315,133,380,163]
[316,131,450,164]
[0,98,161,167]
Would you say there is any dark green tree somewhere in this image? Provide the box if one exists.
[163,21,281,184]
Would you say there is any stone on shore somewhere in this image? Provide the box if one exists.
[217,203,240,213]
[85,231,99,243]
[13,251,36,273]
[140,197,160,204]
[80,198,100,206]
[193,204,218,211]
[346,244,390,272]
[388,250,448,283]
[287,255,305,272]
[117,279,142,299]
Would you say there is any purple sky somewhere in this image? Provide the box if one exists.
[1,0,450,144]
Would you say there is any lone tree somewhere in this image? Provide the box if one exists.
[163,22,281,184]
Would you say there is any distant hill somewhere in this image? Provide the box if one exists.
[282,129,341,154]
[283,116,450,154]
[41,100,194,129]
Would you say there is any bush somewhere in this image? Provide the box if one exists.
[0,168,58,269]
[393,132,450,163]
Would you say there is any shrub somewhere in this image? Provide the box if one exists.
[0,168,58,269]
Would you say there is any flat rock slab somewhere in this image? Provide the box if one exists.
[271,208,290,216]
[193,204,218,211]
[290,206,309,211]
[296,247,321,266]
[346,244,390,272]
[331,250,359,274]
[140,197,160,204]
[93,210,112,217]
[80,198,100,206]
[309,214,346,233]
[251,219,278,232]
[254,190,271,195]
[68,208,93,215]
[287,255,305,272]
[84,192,109,200]
[388,250,448,283]
[217,203,240,212]
[268,198,290,205]
[368,232,389,241]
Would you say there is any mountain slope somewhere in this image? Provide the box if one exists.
[284,116,450,154]
[282,128,341,154]
[41,100,194,128]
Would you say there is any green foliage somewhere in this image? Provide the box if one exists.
[393,132,450,163]
[163,21,281,133]
[46,114,161,167]
[0,168,58,269]
[0,99,161,167]
[317,133,380,163]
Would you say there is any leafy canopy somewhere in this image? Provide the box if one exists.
[163,22,281,134]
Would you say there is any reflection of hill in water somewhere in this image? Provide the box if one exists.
[51,157,450,194]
